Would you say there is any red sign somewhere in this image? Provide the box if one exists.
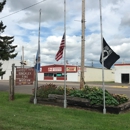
[16,68,34,85]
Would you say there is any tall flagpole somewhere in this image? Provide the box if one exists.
[64,0,67,108]
[99,0,106,114]
[34,9,41,104]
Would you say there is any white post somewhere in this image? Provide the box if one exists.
[34,74,37,104]
[64,0,67,108]
[99,0,106,114]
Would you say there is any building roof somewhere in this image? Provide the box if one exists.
[114,63,130,66]
[41,64,77,67]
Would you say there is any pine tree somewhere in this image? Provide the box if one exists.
[0,0,17,76]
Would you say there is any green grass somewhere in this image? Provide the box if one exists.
[0,92,130,130]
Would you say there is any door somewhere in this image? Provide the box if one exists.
[121,74,129,83]
[54,73,56,80]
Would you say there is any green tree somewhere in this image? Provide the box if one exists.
[0,0,17,76]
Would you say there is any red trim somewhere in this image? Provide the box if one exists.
[44,77,53,80]
[115,64,130,66]
[57,77,67,80]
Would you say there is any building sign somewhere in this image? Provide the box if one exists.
[48,67,62,72]
[16,68,34,85]
[66,67,76,72]
[78,67,86,72]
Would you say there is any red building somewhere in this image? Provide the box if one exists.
[40,64,78,81]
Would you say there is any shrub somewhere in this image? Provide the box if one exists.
[53,86,72,95]
[88,88,119,106]
[111,94,129,104]
[35,84,129,106]
[36,83,57,98]
[36,84,72,98]
[68,85,128,106]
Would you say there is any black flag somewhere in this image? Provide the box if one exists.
[100,38,120,69]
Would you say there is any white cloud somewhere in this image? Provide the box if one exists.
[0,0,130,67]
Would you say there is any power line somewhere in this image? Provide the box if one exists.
[0,0,47,19]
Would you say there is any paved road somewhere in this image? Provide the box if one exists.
[0,80,130,98]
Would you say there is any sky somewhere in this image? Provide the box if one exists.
[0,0,130,68]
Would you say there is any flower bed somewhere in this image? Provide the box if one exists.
[30,83,130,114]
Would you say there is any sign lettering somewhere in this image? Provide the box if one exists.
[16,68,34,85]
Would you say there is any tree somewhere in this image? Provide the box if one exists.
[0,0,17,76]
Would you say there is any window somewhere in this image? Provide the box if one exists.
[57,73,62,77]
[44,73,53,77]
[56,73,67,77]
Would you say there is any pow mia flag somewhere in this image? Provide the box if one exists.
[100,38,120,69]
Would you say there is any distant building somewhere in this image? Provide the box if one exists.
[83,66,114,82]
[0,59,115,83]
[0,59,20,80]
[38,64,114,82]
[39,64,78,81]
[114,63,130,83]
[0,59,31,80]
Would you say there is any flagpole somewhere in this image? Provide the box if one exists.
[34,9,41,104]
[99,0,106,114]
[64,0,67,108]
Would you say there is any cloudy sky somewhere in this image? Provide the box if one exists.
[0,0,130,68]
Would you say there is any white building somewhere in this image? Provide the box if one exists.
[0,59,31,80]
[114,63,130,83]
[0,59,20,80]
[83,67,114,82]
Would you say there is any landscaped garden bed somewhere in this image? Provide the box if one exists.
[30,83,130,114]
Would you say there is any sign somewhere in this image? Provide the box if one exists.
[16,68,34,85]
[66,67,76,72]
[48,67,62,72]
[78,67,86,72]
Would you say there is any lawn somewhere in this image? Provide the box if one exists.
[0,92,130,130]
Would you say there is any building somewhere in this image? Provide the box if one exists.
[0,59,21,80]
[0,59,31,80]
[114,64,130,83]
[39,64,78,82]
[38,64,114,82]
[83,67,114,82]
[0,59,115,83]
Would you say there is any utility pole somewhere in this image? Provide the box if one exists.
[91,60,93,67]
[80,0,85,89]
[20,46,25,67]
[22,46,24,68]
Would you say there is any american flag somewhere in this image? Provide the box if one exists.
[55,33,65,61]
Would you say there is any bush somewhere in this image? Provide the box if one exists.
[36,84,72,98]
[111,94,129,104]
[35,84,129,106]
[68,85,129,106]
[36,83,57,98]
[52,86,72,95]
